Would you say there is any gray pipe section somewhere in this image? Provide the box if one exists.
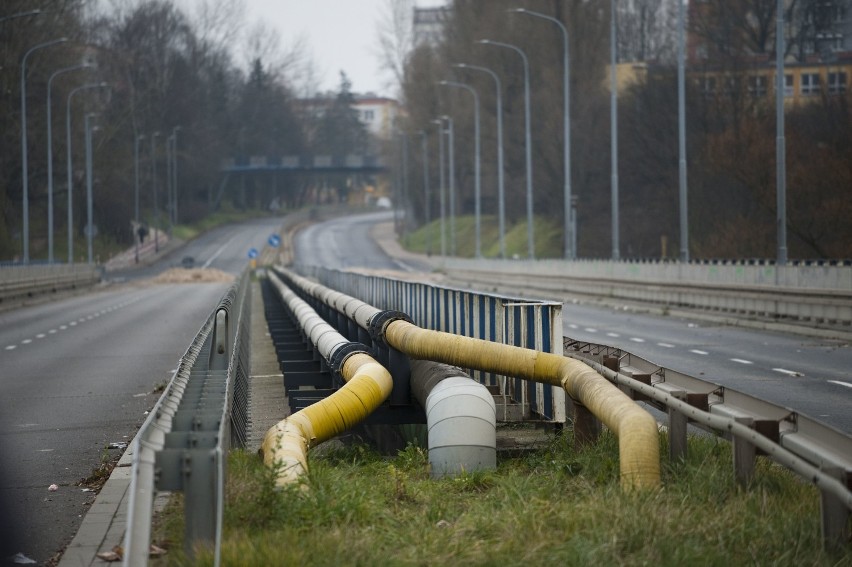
[410,359,496,478]
[275,266,497,477]
[267,271,353,360]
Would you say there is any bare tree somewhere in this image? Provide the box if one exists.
[375,0,415,93]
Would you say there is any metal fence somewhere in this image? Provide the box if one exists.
[294,264,566,422]
[0,263,100,305]
[123,269,251,566]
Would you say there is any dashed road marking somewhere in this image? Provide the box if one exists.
[629,337,645,343]
[731,358,753,365]
[48,329,57,334]
[657,342,675,348]
[568,324,578,330]
[584,328,598,333]
[5,345,16,351]
[59,325,67,330]
[21,339,32,345]
[828,380,852,389]
[36,334,46,339]
[690,349,709,355]
[606,332,620,338]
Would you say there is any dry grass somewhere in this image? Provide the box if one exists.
[157,430,852,566]
[151,268,235,284]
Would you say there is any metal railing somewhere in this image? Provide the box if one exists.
[565,338,852,551]
[295,263,566,422]
[124,269,251,566]
[437,257,852,329]
[0,264,101,305]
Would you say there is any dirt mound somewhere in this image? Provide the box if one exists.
[152,267,235,284]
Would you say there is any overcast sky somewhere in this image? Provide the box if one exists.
[244,0,445,97]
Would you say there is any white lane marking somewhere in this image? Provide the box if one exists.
[773,368,804,377]
[202,234,241,269]
[690,349,709,355]
[657,342,675,348]
[630,337,645,343]
[49,329,57,334]
[731,358,753,365]
[584,328,598,333]
[828,380,852,389]
[568,324,578,329]
[5,345,16,351]
[21,339,32,345]
[59,325,67,330]
[606,332,620,338]
[78,318,86,322]
[36,334,46,339]
[69,322,77,326]
[86,316,94,320]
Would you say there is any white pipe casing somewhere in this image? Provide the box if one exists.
[410,360,496,478]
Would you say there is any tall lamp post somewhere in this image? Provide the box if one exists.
[47,62,91,263]
[775,0,787,266]
[21,37,68,263]
[478,39,535,259]
[439,80,482,258]
[66,82,108,264]
[677,0,690,263]
[511,8,573,259]
[151,132,161,253]
[170,126,181,225]
[134,133,145,263]
[610,0,621,260]
[454,62,506,259]
[443,115,457,255]
[419,129,432,254]
[431,118,447,258]
[84,113,97,264]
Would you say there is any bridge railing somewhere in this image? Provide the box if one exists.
[295,263,566,422]
[0,264,101,306]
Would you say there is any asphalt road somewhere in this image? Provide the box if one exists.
[0,216,284,565]
[294,212,852,435]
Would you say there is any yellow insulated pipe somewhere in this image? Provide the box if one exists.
[261,352,392,487]
[259,272,393,487]
[383,320,661,490]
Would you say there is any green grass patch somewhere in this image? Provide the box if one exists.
[402,215,565,259]
[170,207,276,242]
[155,430,849,566]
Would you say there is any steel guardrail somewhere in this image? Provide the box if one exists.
[437,258,852,331]
[564,338,852,550]
[123,269,251,566]
[0,264,101,305]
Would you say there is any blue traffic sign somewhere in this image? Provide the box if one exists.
[248,248,259,259]
[268,233,281,247]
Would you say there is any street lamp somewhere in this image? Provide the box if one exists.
[21,37,68,263]
[419,130,432,254]
[66,82,108,264]
[454,62,506,259]
[610,0,620,261]
[170,126,181,225]
[442,115,457,255]
[478,39,535,259]
[677,0,690,263]
[47,62,92,263]
[510,8,573,260]
[151,132,161,252]
[439,80,482,258]
[431,118,447,258]
[134,134,145,264]
[84,112,98,264]
[775,0,787,266]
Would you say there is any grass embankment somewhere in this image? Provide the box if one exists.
[401,215,564,259]
[155,429,848,566]
[170,208,276,242]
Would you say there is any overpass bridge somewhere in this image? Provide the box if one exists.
[215,155,388,210]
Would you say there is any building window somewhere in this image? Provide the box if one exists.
[362,110,375,122]
[748,76,768,97]
[828,72,847,95]
[784,74,794,97]
[801,73,821,96]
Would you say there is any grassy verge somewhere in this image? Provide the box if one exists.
[170,207,277,242]
[154,429,849,566]
[401,215,565,259]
